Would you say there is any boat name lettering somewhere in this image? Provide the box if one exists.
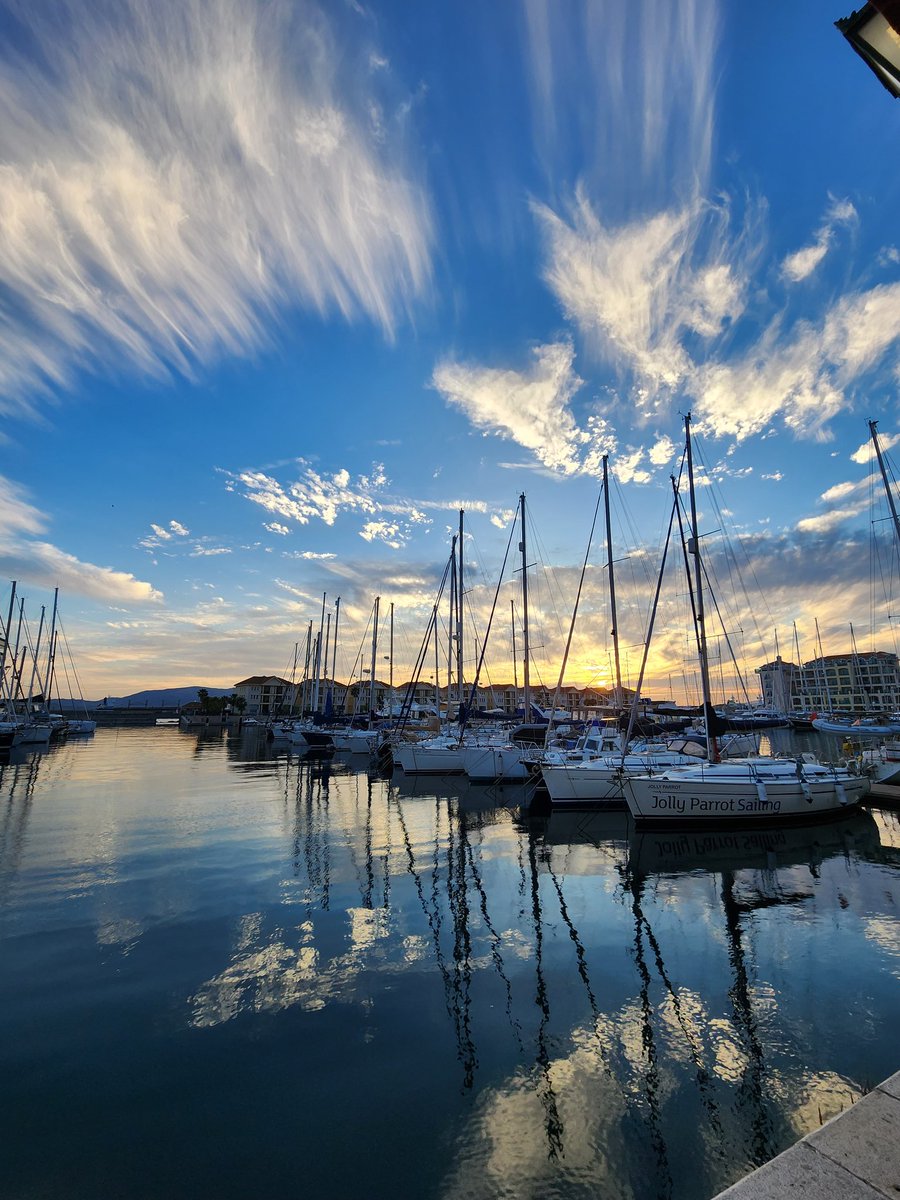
[650,794,686,813]
[652,831,790,858]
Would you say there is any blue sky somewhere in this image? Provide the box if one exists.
[1,0,899,701]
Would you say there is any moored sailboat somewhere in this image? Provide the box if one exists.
[623,413,869,826]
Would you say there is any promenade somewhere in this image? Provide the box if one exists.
[714,1069,900,1199]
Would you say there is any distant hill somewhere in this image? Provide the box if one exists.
[95,686,232,709]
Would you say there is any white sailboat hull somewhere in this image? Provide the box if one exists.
[16,723,52,745]
[331,729,383,754]
[460,744,531,783]
[393,740,464,774]
[541,752,700,808]
[624,759,869,825]
[862,742,900,785]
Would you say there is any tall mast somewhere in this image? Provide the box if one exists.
[457,510,464,711]
[511,601,518,696]
[368,596,380,718]
[389,601,394,716]
[300,621,313,713]
[433,604,441,719]
[602,455,623,708]
[448,534,457,716]
[519,493,531,720]
[870,419,900,551]
[331,597,340,712]
[333,597,340,686]
[815,617,833,712]
[12,597,25,701]
[684,413,718,762]
[27,604,46,711]
[323,613,331,704]
[45,587,59,710]
[312,592,326,713]
[0,582,16,716]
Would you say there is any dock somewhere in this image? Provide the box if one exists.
[713,1069,900,1199]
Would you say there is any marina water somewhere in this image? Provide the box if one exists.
[1,725,898,1199]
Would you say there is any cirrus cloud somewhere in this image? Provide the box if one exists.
[0,0,432,410]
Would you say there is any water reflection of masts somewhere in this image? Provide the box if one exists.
[390,790,478,1087]
[622,866,674,1194]
[0,751,43,910]
[526,828,565,1158]
[288,751,333,910]
[464,833,523,1049]
[720,870,776,1166]
[624,858,784,1175]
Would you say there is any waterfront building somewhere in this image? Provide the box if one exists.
[755,650,900,713]
[755,656,801,711]
[232,675,297,715]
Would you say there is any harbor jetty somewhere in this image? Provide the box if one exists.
[714,1069,900,1199]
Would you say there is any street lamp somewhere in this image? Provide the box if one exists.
[836,2,900,97]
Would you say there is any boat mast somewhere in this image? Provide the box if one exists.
[26,604,46,714]
[312,592,326,714]
[300,621,313,713]
[814,617,833,713]
[389,601,394,717]
[322,613,332,712]
[45,587,59,711]
[602,455,624,709]
[331,597,341,711]
[457,510,464,714]
[519,493,531,720]
[368,596,380,718]
[870,419,900,551]
[433,604,441,720]
[448,534,457,718]
[511,601,518,698]
[0,582,16,719]
[684,413,719,762]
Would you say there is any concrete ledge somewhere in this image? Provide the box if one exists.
[713,1070,900,1200]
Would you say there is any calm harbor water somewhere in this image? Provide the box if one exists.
[1,726,899,1200]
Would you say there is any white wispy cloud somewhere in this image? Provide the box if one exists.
[0,473,161,602]
[432,341,602,475]
[796,507,866,533]
[522,0,718,201]
[781,196,857,283]
[535,195,753,407]
[692,281,900,441]
[229,460,482,547]
[0,475,47,536]
[850,429,900,463]
[264,522,291,536]
[648,435,676,466]
[359,520,405,549]
[819,478,866,504]
[0,0,431,408]
[229,461,385,526]
[612,448,650,485]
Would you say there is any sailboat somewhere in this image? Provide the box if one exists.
[459,493,537,784]
[540,456,704,807]
[393,513,470,775]
[623,414,869,826]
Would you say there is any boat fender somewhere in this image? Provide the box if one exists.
[834,773,850,806]
[755,777,768,806]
